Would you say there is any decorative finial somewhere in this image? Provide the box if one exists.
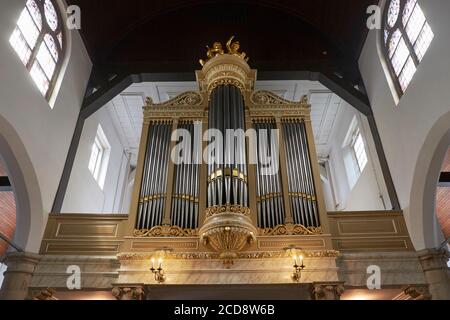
[199,36,249,66]
[300,95,310,106]
[145,96,153,106]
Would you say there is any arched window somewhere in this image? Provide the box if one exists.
[383,0,434,97]
[9,0,65,102]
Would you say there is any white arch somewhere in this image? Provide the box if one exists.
[0,114,44,253]
[409,110,450,250]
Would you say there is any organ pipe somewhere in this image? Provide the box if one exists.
[282,120,320,227]
[136,122,171,230]
[254,120,285,228]
[207,85,248,208]
[171,121,201,229]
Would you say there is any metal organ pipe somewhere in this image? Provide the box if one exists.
[135,122,172,230]
[171,121,201,229]
[254,120,285,229]
[207,85,248,209]
[282,120,320,228]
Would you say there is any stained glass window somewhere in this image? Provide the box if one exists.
[387,0,400,28]
[9,0,65,102]
[383,0,434,97]
[44,0,58,31]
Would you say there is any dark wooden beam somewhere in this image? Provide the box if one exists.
[0,176,12,192]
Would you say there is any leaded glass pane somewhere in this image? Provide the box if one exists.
[399,57,417,92]
[44,34,58,61]
[30,62,50,95]
[9,28,32,65]
[414,23,434,61]
[391,37,409,76]
[26,0,42,31]
[405,4,426,44]
[17,8,39,48]
[388,29,402,58]
[403,0,418,26]
[36,41,56,79]
[44,0,58,31]
[387,0,400,28]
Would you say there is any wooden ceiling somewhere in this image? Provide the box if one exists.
[67,0,376,75]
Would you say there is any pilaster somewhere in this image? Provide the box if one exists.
[0,252,41,300]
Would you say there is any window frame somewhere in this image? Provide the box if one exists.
[9,0,66,102]
[88,125,111,190]
[350,128,368,174]
[382,0,434,99]
[342,116,369,190]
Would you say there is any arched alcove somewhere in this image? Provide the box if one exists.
[0,114,44,253]
[409,110,450,250]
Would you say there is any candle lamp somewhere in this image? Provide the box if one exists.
[150,258,166,284]
[292,254,306,282]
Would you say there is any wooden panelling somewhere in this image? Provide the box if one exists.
[39,211,415,256]
[328,211,414,252]
[258,237,326,250]
[40,214,128,255]
[130,239,199,251]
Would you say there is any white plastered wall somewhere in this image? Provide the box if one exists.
[0,0,91,251]
[359,0,450,250]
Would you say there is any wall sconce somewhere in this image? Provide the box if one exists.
[150,258,166,284]
[292,254,305,283]
[284,246,306,282]
[292,255,306,282]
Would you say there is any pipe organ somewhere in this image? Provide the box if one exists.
[130,37,328,263]
[31,37,419,299]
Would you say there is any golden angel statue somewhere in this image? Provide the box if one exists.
[199,42,225,66]
[226,36,249,62]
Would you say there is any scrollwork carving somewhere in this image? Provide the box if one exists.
[259,223,323,236]
[133,225,198,238]
[205,204,251,218]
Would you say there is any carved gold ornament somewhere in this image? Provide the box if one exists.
[117,250,340,261]
[199,36,249,66]
[112,286,145,300]
[200,204,257,266]
[205,204,251,218]
[259,223,323,236]
[145,91,203,108]
[133,225,198,237]
[32,288,58,300]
